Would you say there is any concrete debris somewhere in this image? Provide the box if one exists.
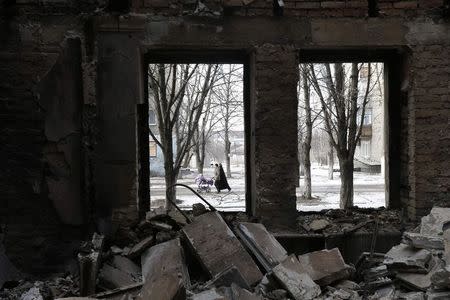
[430,264,450,289]
[309,219,330,232]
[145,206,167,221]
[91,282,142,299]
[182,212,262,286]
[403,232,444,249]
[110,256,141,280]
[78,233,105,296]
[20,282,52,300]
[156,231,173,243]
[396,257,442,291]
[126,236,154,259]
[443,223,450,264]
[397,292,425,300]
[192,202,208,216]
[265,289,287,300]
[420,207,450,236]
[139,238,190,300]
[149,220,173,231]
[272,255,321,300]
[110,246,123,255]
[254,273,280,296]
[204,266,250,290]
[9,207,450,300]
[426,290,450,300]
[191,288,228,300]
[297,248,353,286]
[383,243,432,273]
[236,222,288,272]
[98,264,138,289]
[368,284,396,300]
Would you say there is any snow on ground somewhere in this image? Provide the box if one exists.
[150,163,386,211]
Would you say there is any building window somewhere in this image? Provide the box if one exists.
[363,109,372,125]
[360,66,369,78]
[361,139,371,159]
[149,110,156,125]
[149,141,157,157]
[358,108,372,125]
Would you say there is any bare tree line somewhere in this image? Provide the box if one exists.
[148,64,243,208]
[298,62,383,209]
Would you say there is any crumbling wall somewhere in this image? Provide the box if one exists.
[2,0,450,272]
[403,20,450,217]
[132,0,442,17]
[0,4,89,272]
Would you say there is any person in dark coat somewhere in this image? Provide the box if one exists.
[214,163,231,193]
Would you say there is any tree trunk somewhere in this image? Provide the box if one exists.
[328,138,334,180]
[339,157,354,209]
[302,67,313,199]
[225,129,231,178]
[303,142,312,199]
[164,171,177,210]
[163,132,176,210]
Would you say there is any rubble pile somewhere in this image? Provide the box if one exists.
[3,206,450,299]
[296,208,410,235]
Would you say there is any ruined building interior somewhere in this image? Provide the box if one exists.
[1,0,450,299]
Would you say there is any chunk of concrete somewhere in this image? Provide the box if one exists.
[430,264,450,289]
[272,255,321,300]
[110,256,141,279]
[150,221,172,231]
[443,224,450,265]
[426,291,450,300]
[403,232,444,250]
[236,222,288,272]
[383,244,432,273]
[368,285,396,300]
[297,248,353,286]
[192,203,208,216]
[309,219,330,232]
[420,207,450,236]
[126,236,154,259]
[191,288,229,300]
[182,212,262,286]
[205,266,250,290]
[397,292,425,300]
[138,238,189,300]
[397,257,442,291]
[230,283,262,300]
[146,206,167,221]
[99,264,137,289]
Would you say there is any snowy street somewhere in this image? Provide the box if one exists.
[150,164,385,211]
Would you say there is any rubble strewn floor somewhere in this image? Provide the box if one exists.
[2,206,450,300]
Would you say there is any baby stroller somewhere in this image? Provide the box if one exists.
[195,174,214,193]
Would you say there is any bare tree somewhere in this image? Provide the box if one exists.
[148,63,217,208]
[298,66,322,199]
[212,64,243,178]
[308,62,379,208]
[192,92,222,174]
